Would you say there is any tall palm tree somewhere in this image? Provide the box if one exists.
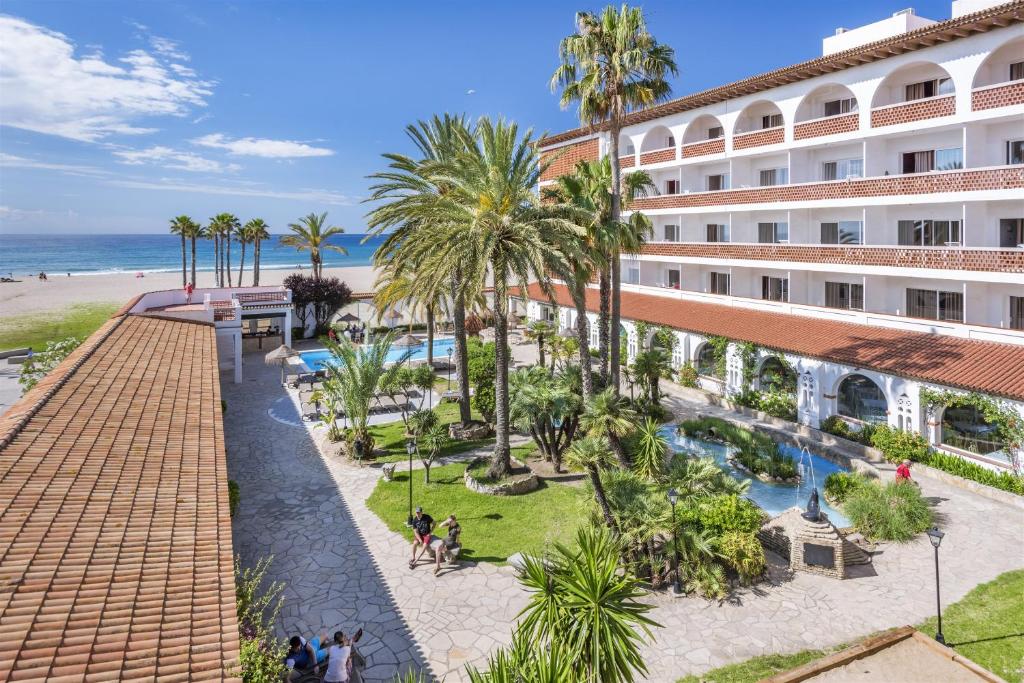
[168,216,191,287]
[365,114,477,426]
[580,387,637,468]
[236,222,251,286]
[373,264,447,368]
[631,348,673,405]
[217,213,240,287]
[552,5,677,394]
[206,215,221,286]
[181,218,203,287]
[281,212,347,280]
[245,218,270,286]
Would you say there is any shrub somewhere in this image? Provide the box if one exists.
[869,424,930,463]
[820,415,877,446]
[698,494,765,536]
[843,481,933,542]
[228,480,240,517]
[467,338,497,422]
[681,417,796,479]
[235,557,286,682]
[717,531,766,585]
[823,471,868,504]
[408,409,438,437]
[677,362,699,389]
[19,336,81,393]
[757,391,797,422]
[920,450,1024,496]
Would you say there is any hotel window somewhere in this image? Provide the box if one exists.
[665,269,681,288]
[906,288,963,322]
[758,222,789,243]
[665,135,675,148]
[709,272,731,295]
[706,173,730,191]
[663,224,680,242]
[901,148,961,174]
[1011,296,1024,331]
[762,276,789,302]
[822,158,863,180]
[904,77,953,101]
[624,144,635,155]
[1011,61,1024,81]
[821,221,864,245]
[761,113,783,129]
[1000,219,1024,247]
[758,167,788,186]
[665,179,680,194]
[708,126,724,139]
[898,220,962,246]
[626,265,640,285]
[825,282,864,310]
[823,97,857,116]
[1008,140,1024,165]
[706,224,729,242]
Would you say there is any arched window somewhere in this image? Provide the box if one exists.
[759,357,796,395]
[837,374,887,424]
[695,344,723,379]
[941,405,1006,459]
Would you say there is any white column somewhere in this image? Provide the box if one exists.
[233,330,242,384]
[284,310,292,348]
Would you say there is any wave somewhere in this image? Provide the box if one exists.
[60,262,372,277]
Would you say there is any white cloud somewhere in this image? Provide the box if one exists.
[150,36,189,61]
[191,133,334,158]
[0,152,107,176]
[113,146,241,173]
[466,89,476,95]
[0,15,213,141]
[109,178,357,205]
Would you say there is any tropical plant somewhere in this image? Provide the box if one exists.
[410,365,436,410]
[419,423,449,483]
[823,471,870,504]
[695,494,765,537]
[373,265,447,367]
[552,4,677,393]
[18,336,81,393]
[209,213,240,287]
[565,435,619,530]
[602,469,673,584]
[284,273,353,336]
[717,531,766,586]
[245,218,270,286]
[580,388,638,468]
[917,449,1023,495]
[843,480,934,542]
[310,381,345,441]
[235,556,286,682]
[407,408,438,437]
[516,525,660,682]
[677,362,699,389]
[281,212,347,280]
[169,215,195,287]
[467,337,498,423]
[631,417,669,482]
[236,221,252,287]
[509,366,580,472]
[524,319,555,370]
[631,348,673,406]
[467,634,575,682]
[869,423,931,464]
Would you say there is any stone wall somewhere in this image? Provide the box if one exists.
[464,458,540,496]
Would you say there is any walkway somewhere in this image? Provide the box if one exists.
[225,352,1024,682]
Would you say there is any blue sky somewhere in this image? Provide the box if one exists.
[0,0,955,234]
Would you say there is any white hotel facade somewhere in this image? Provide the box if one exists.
[529,0,1024,471]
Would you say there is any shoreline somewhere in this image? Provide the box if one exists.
[0,264,380,318]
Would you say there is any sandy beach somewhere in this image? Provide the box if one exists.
[0,265,381,318]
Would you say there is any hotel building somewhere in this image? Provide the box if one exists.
[530,0,1024,470]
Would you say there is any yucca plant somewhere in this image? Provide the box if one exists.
[631,417,669,482]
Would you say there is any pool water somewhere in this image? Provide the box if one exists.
[300,337,457,370]
[660,426,851,527]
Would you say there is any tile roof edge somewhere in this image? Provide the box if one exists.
[0,313,129,450]
[114,294,145,317]
[131,312,217,327]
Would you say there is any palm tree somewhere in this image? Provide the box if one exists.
[631,348,673,405]
[168,216,191,287]
[580,387,637,468]
[523,319,554,370]
[281,212,347,280]
[552,5,677,394]
[236,222,251,286]
[373,264,447,368]
[365,114,477,426]
[206,215,221,286]
[564,435,618,529]
[245,218,270,286]
[218,213,241,287]
[183,218,203,287]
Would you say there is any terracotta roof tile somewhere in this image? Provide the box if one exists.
[0,315,240,681]
[518,283,1024,401]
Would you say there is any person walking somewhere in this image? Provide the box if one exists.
[185,281,194,304]
[895,459,913,483]
[408,506,435,569]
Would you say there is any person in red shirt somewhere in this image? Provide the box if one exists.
[895,459,913,483]
[185,281,194,304]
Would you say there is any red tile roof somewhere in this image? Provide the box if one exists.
[0,314,240,681]
[517,283,1024,402]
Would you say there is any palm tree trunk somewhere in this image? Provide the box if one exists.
[609,122,623,395]
[451,271,472,424]
[254,239,260,286]
[588,464,617,531]
[180,235,186,288]
[238,242,246,286]
[537,334,545,370]
[609,433,631,469]
[226,232,233,287]
[426,304,434,367]
[214,235,219,287]
[599,265,611,383]
[487,265,511,480]
[190,237,197,286]
[573,287,593,401]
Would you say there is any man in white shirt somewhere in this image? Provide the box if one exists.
[323,631,352,683]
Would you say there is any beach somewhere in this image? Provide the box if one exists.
[0,265,381,318]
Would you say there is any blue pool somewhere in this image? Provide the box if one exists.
[660,426,851,527]
[300,337,457,370]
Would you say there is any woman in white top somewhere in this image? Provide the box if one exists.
[323,631,351,683]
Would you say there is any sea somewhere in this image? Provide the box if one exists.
[0,233,385,278]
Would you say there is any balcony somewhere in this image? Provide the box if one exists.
[870,94,955,127]
[681,137,725,158]
[972,80,1024,111]
[640,146,676,165]
[733,126,784,150]
[620,154,636,169]
[638,242,1024,273]
[793,113,859,140]
[627,166,1024,211]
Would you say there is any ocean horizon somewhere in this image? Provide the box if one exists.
[0,232,385,277]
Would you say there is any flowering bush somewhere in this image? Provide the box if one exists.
[18,336,81,393]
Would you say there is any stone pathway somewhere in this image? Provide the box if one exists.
[224,355,1024,682]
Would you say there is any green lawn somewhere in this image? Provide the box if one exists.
[365,461,585,564]
[368,400,490,464]
[678,570,1024,683]
[0,303,120,351]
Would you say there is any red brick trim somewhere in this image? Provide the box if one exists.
[620,155,636,169]
[539,138,599,182]
[640,243,1024,273]
[972,81,1024,111]
[640,147,676,165]
[794,113,859,140]
[629,167,1024,210]
[733,127,785,150]
[870,95,955,127]
[682,138,725,158]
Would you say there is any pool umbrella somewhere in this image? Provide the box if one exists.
[338,312,360,325]
[265,344,300,384]
[394,334,420,347]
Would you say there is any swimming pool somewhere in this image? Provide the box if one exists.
[300,337,457,370]
[660,425,851,527]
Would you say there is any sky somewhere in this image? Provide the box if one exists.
[0,0,957,235]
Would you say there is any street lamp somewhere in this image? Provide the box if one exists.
[405,438,417,527]
[447,348,454,391]
[667,488,682,595]
[926,526,946,645]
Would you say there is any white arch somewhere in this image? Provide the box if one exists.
[682,114,725,144]
[640,125,675,152]
[834,372,889,424]
[733,100,784,135]
[973,36,1024,89]
[871,60,954,108]
[794,83,859,122]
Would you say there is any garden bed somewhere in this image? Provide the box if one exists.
[464,457,539,495]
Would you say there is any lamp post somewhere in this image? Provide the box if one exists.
[926,526,946,645]
[447,348,453,391]
[667,488,682,595]
[406,438,417,527]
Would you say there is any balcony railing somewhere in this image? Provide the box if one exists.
[620,154,636,169]
[628,166,1024,211]
[681,137,725,158]
[870,94,955,127]
[972,80,1024,111]
[732,126,784,150]
[638,242,1024,273]
[793,113,859,140]
[639,147,677,165]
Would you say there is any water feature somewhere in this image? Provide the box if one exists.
[300,337,457,370]
[660,425,851,527]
